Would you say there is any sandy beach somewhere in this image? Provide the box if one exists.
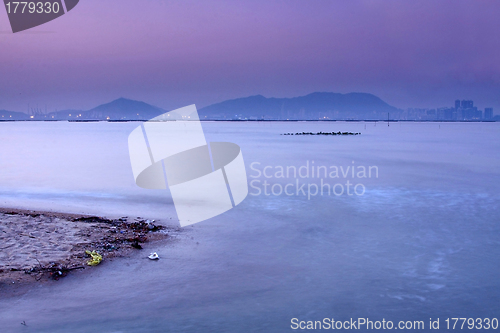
[0,208,170,291]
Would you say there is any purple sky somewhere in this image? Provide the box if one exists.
[1,0,500,112]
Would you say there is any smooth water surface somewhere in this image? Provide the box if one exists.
[0,121,499,332]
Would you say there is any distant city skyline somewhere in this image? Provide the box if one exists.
[1,0,500,112]
[405,99,495,121]
[3,93,495,117]
[1,93,496,121]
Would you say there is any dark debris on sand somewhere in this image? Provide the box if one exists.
[0,209,169,283]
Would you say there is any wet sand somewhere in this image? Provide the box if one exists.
[0,208,171,294]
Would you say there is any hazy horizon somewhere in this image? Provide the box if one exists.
[0,92,494,116]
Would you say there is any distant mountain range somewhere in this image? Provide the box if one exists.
[0,98,166,121]
[45,98,166,121]
[198,92,400,120]
[2,92,401,121]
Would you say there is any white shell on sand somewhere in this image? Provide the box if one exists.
[148,252,159,260]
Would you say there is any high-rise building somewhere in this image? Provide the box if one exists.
[455,100,461,109]
[438,107,455,120]
[473,109,482,120]
[485,108,493,120]
[461,100,473,108]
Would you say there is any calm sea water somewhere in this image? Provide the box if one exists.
[0,121,499,332]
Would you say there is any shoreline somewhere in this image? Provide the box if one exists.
[0,207,173,295]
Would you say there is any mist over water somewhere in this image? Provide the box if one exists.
[0,121,499,332]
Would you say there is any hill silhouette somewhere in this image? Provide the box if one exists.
[198,92,400,120]
[1,93,401,121]
[46,98,165,120]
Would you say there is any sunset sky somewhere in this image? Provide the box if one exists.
[1,0,499,112]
